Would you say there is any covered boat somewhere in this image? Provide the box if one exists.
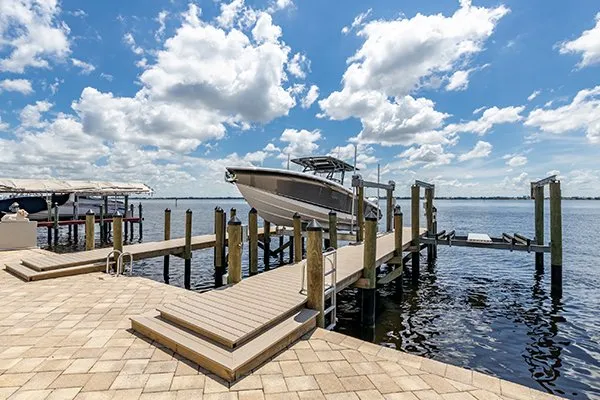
[225,156,379,229]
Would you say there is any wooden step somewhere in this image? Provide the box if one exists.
[5,262,105,282]
[131,308,317,382]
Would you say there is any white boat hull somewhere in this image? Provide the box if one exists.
[236,183,356,229]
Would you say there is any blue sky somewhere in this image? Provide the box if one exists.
[0,0,599,197]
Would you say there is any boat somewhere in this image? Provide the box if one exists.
[0,194,70,216]
[27,195,126,221]
[225,156,380,229]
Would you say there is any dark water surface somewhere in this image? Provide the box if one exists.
[43,199,600,399]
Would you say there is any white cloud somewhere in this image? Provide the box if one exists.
[71,58,95,74]
[446,70,471,91]
[446,64,488,91]
[444,105,524,135]
[155,10,169,41]
[252,12,282,43]
[320,0,509,145]
[243,150,268,164]
[0,78,33,94]
[499,172,529,190]
[0,0,71,73]
[506,155,527,167]
[341,8,372,35]
[123,32,144,55]
[524,86,600,143]
[301,85,319,108]
[559,13,600,68]
[58,2,300,153]
[328,143,377,169]
[20,101,53,128]
[458,140,492,161]
[472,106,486,115]
[0,118,9,131]
[398,144,455,168]
[217,0,244,28]
[279,128,321,157]
[263,143,280,152]
[287,52,309,79]
[100,73,113,82]
[527,90,541,101]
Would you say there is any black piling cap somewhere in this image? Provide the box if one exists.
[214,206,222,212]
[394,205,402,215]
[86,209,95,215]
[307,219,322,231]
[328,210,337,216]
[230,207,237,213]
[293,212,301,219]
[186,209,192,214]
[165,208,171,213]
[366,210,378,221]
[249,207,257,214]
[228,215,242,225]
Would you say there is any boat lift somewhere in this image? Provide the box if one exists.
[351,174,396,241]
[419,175,563,296]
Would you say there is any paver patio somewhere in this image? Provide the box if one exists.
[0,249,563,400]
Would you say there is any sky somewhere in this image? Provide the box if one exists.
[0,0,599,198]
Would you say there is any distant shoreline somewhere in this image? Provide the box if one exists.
[132,196,600,200]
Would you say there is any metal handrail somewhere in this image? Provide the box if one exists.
[323,248,337,330]
[105,250,122,275]
[118,252,134,276]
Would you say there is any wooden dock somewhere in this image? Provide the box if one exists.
[5,227,274,281]
[131,228,417,382]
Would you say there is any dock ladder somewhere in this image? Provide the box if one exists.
[300,248,338,330]
[323,248,337,330]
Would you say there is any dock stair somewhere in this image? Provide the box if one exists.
[131,265,318,382]
[5,260,106,281]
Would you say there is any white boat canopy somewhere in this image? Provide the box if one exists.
[0,178,153,195]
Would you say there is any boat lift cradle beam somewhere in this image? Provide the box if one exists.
[351,174,396,238]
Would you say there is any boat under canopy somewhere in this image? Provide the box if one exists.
[225,156,379,229]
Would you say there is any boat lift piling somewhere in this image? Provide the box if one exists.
[163,208,171,284]
[85,210,95,250]
[352,174,396,242]
[214,207,226,286]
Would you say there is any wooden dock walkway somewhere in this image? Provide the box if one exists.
[5,228,274,281]
[131,228,417,381]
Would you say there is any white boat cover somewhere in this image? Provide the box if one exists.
[0,178,153,195]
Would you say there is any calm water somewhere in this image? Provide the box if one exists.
[43,199,600,399]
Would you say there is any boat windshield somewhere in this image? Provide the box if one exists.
[290,156,356,185]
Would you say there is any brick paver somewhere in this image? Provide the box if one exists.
[0,249,564,400]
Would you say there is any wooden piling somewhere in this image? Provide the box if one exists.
[432,206,438,259]
[306,220,325,328]
[99,204,105,243]
[227,215,242,284]
[249,208,258,275]
[361,211,377,327]
[394,206,403,259]
[103,196,109,240]
[184,209,192,290]
[263,220,271,270]
[113,212,123,252]
[534,185,544,273]
[214,207,225,286]
[129,204,135,241]
[357,186,365,242]
[163,208,171,284]
[386,185,395,232]
[279,235,284,265]
[53,202,59,244]
[425,187,434,262]
[124,195,129,241]
[85,210,95,250]
[293,213,302,263]
[46,199,52,245]
[73,195,79,242]
[230,208,237,219]
[138,203,143,241]
[550,181,562,296]
[328,211,338,249]
[411,184,420,279]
